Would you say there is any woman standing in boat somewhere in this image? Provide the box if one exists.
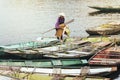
[55,13,70,42]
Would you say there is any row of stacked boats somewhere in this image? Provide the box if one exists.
[0,34,120,80]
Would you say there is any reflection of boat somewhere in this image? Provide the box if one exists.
[89,46,120,66]
[86,22,120,35]
[89,6,120,12]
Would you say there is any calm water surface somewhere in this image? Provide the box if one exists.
[0,0,120,45]
[0,0,120,79]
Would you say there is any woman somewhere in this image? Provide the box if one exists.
[55,13,66,41]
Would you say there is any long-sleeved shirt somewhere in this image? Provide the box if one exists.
[55,16,65,29]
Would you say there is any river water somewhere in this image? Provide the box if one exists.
[0,0,120,79]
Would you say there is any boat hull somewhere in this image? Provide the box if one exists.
[86,22,120,35]
[0,59,88,68]
[0,65,117,77]
[19,66,117,76]
[89,46,120,66]
[89,6,120,12]
[0,40,90,59]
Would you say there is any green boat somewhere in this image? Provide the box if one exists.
[0,59,88,68]
[0,40,90,59]
[89,6,120,12]
[0,37,60,59]
[0,37,58,50]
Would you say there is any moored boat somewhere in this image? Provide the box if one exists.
[43,41,112,59]
[0,70,110,80]
[40,40,90,52]
[0,38,89,59]
[89,6,120,12]
[89,46,120,66]
[0,65,117,77]
[0,59,88,68]
[19,66,117,76]
[86,22,120,35]
[0,37,59,59]
[0,37,58,50]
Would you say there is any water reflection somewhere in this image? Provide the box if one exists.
[0,0,90,45]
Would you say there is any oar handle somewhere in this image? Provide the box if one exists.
[41,28,55,34]
[65,19,74,25]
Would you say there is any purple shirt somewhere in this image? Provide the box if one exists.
[55,16,65,29]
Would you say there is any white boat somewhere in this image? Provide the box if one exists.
[0,65,117,77]
[19,66,117,76]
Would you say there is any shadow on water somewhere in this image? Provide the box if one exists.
[89,11,120,16]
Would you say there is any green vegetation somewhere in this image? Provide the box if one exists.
[82,36,110,42]
[100,24,112,28]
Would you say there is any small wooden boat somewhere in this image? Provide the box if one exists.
[0,37,58,59]
[43,41,112,59]
[89,46,120,66]
[89,6,120,12]
[0,39,89,59]
[0,70,110,80]
[20,66,117,76]
[0,59,88,68]
[0,65,117,77]
[0,37,58,50]
[86,22,120,35]
[42,42,91,59]
[40,40,90,52]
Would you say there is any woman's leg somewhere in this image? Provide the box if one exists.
[57,37,59,40]
[61,35,63,40]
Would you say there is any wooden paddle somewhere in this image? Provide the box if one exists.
[41,19,74,34]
